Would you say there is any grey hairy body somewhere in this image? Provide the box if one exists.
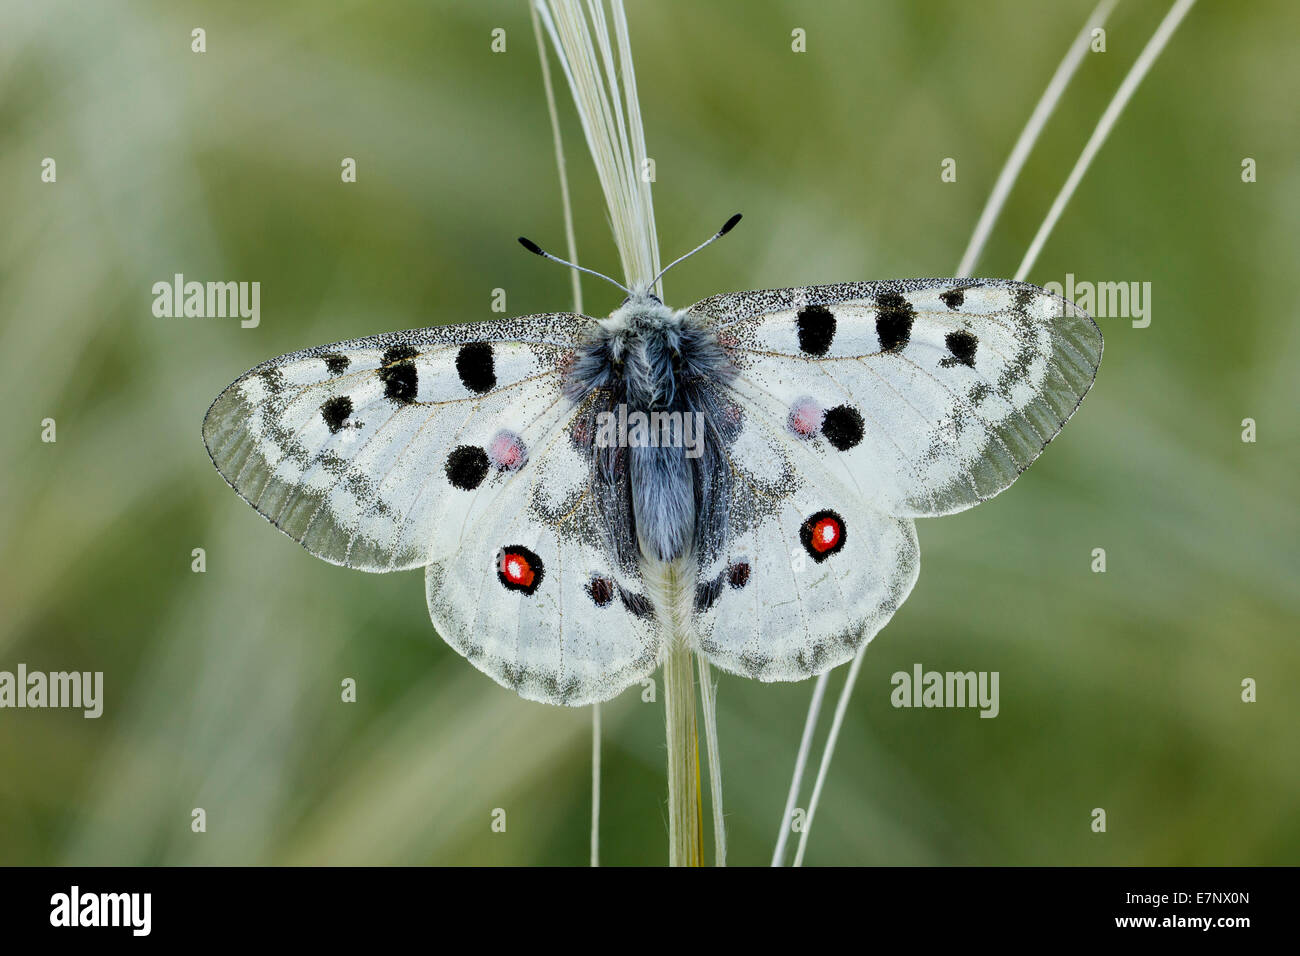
[562,293,736,567]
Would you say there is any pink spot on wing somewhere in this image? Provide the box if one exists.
[488,430,528,470]
[787,397,824,438]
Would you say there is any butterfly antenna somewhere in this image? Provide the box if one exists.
[517,237,633,296]
[648,213,742,288]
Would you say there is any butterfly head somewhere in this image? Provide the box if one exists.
[609,288,674,328]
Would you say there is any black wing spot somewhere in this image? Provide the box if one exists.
[456,342,497,393]
[939,288,965,310]
[260,368,286,396]
[379,344,419,405]
[694,576,723,613]
[445,445,490,490]
[587,576,615,608]
[320,395,353,433]
[696,560,752,612]
[1013,287,1036,309]
[821,405,865,450]
[323,353,350,375]
[383,344,418,363]
[619,587,655,620]
[875,291,915,352]
[796,305,836,356]
[726,561,750,589]
[942,329,978,368]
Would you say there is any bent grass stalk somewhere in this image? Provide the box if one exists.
[1016,0,1198,281]
[956,0,1119,277]
[779,0,1195,866]
[771,669,828,866]
[697,651,726,866]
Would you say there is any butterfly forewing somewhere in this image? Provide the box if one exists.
[690,278,1102,517]
[202,315,590,572]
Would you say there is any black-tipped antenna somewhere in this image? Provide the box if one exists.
[649,213,742,288]
[517,236,632,295]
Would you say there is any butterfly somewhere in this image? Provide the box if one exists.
[202,215,1101,706]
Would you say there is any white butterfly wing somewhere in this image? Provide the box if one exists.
[690,279,1102,517]
[691,381,919,679]
[425,408,660,705]
[202,316,583,572]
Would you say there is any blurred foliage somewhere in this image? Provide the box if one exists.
[1,0,1296,866]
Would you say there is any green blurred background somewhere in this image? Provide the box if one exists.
[2,0,1296,866]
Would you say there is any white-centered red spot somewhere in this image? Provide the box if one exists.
[504,553,534,587]
[488,430,528,470]
[800,509,846,563]
[787,397,824,438]
[811,517,841,552]
[496,545,543,594]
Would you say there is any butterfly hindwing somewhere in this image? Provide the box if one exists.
[691,377,920,679]
[425,425,659,705]
[690,278,1102,517]
[695,500,919,682]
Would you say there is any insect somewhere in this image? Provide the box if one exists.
[203,215,1101,706]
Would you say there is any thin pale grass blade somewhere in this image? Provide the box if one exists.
[955,0,1119,276]
[529,0,584,314]
[697,652,727,866]
[534,0,661,291]
[792,649,868,867]
[771,670,828,865]
[1017,0,1198,280]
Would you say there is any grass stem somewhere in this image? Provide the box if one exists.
[771,670,828,865]
[1016,0,1198,280]
[955,0,1118,277]
[696,651,726,866]
[664,641,702,866]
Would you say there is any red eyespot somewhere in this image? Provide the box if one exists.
[811,518,840,551]
[497,546,544,595]
[799,510,846,563]
[504,555,533,586]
